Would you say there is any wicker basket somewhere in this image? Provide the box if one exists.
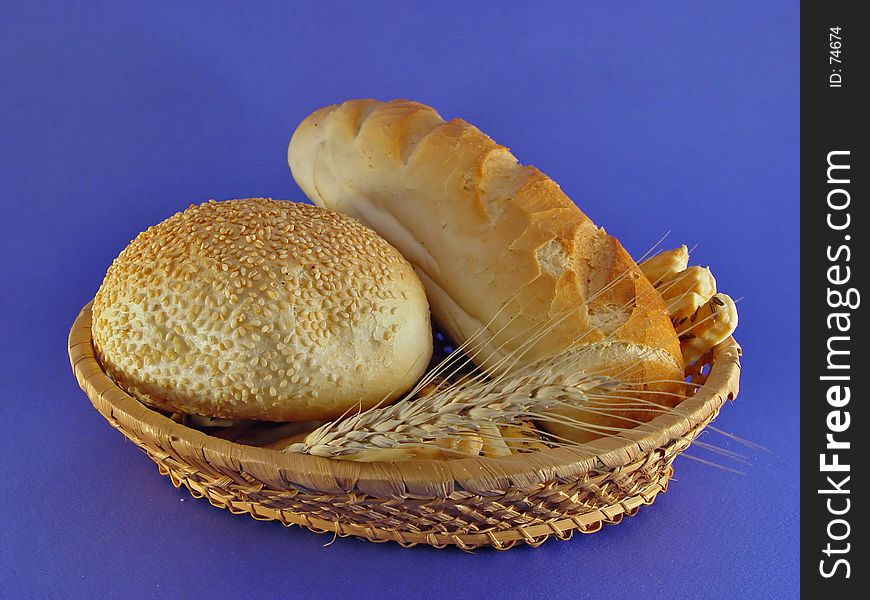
[68,301,741,550]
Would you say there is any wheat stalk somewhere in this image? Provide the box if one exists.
[285,346,626,459]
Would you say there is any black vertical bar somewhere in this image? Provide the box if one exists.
[802,2,866,595]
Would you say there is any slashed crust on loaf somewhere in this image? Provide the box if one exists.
[289,100,686,442]
[290,101,682,368]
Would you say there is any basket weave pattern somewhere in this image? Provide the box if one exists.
[69,302,740,550]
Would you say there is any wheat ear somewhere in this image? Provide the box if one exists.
[285,348,624,459]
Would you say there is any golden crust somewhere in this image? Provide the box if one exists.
[290,100,681,366]
[92,198,432,421]
[289,100,685,440]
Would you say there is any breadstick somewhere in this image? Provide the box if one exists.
[677,293,738,365]
[639,245,689,285]
[657,266,717,318]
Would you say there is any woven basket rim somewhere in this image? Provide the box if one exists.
[69,301,741,498]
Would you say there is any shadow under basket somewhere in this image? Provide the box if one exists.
[68,301,741,550]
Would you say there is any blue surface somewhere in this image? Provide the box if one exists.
[1,2,799,598]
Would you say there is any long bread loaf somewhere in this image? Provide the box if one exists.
[288,99,685,441]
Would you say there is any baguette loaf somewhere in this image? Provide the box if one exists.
[288,99,685,441]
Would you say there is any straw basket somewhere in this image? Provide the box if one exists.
[68,301,741,550]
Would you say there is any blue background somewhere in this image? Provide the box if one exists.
[1,2,799,598]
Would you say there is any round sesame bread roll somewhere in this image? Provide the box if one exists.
[92,198,433,421]
[288,99,685,442]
